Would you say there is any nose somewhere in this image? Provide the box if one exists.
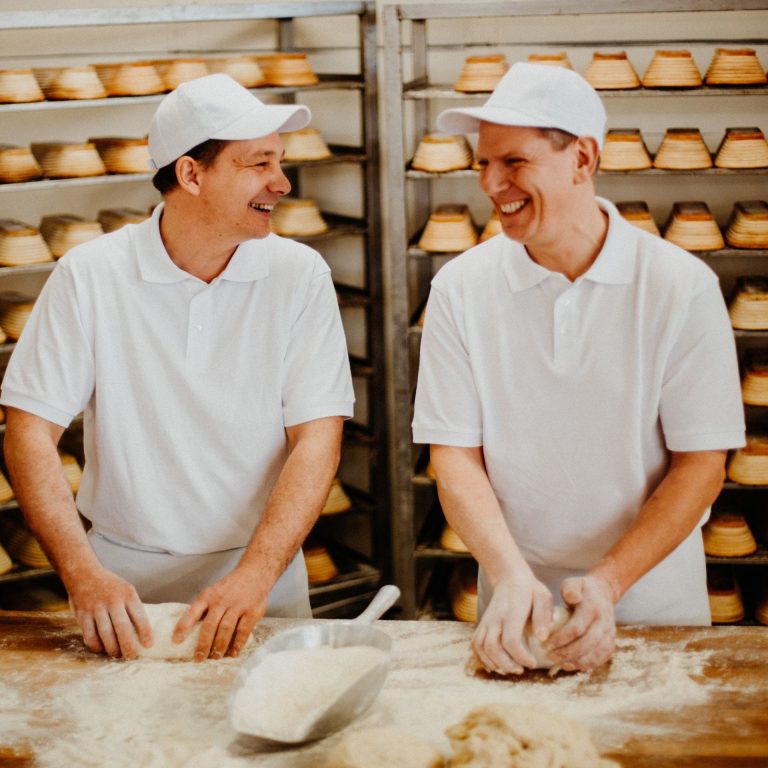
[270,165,291,196]
[480,161,509,197]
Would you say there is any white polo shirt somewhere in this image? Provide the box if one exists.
[412,197,745,624]
[1,203,354,555]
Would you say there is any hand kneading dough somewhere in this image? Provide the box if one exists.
[524,605,571,669]
[135,602,202,660]
[446,704,620,768]
[326,727,445,768]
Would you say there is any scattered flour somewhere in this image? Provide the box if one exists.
[230,645,388,742]
[0,624,733,768]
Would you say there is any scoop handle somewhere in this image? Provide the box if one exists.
[352,584,400,625]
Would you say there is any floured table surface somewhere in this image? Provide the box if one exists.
[1,612,767,767]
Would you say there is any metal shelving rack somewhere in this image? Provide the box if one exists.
[382,0,768,619]
[0,2,388,618]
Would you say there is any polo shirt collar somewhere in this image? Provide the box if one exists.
[501,195,637,293]
[136,202,270,284]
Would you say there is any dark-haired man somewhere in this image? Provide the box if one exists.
[413,63,744,674]
[2,74,353,661]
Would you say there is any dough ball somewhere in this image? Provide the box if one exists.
[135,602,201,660]
[445,704,620,768]
[524,605,571,669]
[326,727,445,768]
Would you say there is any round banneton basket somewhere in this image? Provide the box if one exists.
[705,47,767,85]
[0,219,53,267]
[527,52,572,69]
[599,129,652,171]
[207,56,265,88]
[702,511,757,557]
[453,54,508,93]
[449,562,478,622]
[0,291,35,341]
[281,128,332,162]
[729,277,768,330]
[0,68,44,103]
[39,214,103,259]
[479,209,503,242]
[642,49,702,88]
[411,133,473,173]
[715,127,768,170]
[663,201,724,252]
[90,136,151,174]
[707,567,744,624]
[33,65,106,100]
[271,197,328,237]
[653,128,713,170]
[0,144,43,184]
[304,543,339,584]
[152,58,209,90]
[741,351,768,406]
[321,478,352,516]
[616,201,661,237]
[98,207,149,234]
[584,51,640,89]
[0,468,15,505]
[727,435,768,486]
[0,513,51,569]
[726,200,768,249]
[440,523,469,554]
[418,204,477,253]
[0,541,12,577]
[31,142,106,179]
[255,53,318,87]
[94,61,165,96]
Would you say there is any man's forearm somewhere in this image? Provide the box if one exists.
[3,408,100,589]
[589,450,726,602]
[236,416,343,588]
[431,444,530,586]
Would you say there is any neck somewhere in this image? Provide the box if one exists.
[158,199,237,283]
[526,199,609,282]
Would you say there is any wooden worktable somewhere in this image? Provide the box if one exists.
[1,612,767,767]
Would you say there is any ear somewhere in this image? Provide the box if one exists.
[573,136,600,184]
[175,156,203,195]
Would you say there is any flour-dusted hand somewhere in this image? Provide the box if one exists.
[545,574,616,671]
[174,564,268,661]
[472,569,554,675]
[69,566,151,660]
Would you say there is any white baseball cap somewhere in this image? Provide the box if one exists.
[436,62,606,149]
[148,73,311,169]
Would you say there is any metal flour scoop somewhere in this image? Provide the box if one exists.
[229,584,400,744]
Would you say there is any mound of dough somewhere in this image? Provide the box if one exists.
[524,605,571,669]
[446,704,620,767]
[326,727,445,768]
[135,602,202,660]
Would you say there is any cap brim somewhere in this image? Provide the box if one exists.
[436,106,552,135]
[211,103,311,141]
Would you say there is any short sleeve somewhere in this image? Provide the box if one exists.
[281,266,354,426]
[412,284,483,446]
[0,264,95,426]
[660,282,745,452]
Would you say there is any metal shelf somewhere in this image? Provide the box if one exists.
[0,77,365,114]
[0,173,152,193]
[383,0,768,619]
[406,167,768,180]
[706,547,768,566]
[0,566,56,585]
[0,1,388,620]
[404,84,768,100]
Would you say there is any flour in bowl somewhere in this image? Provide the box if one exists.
[230,645,388,742]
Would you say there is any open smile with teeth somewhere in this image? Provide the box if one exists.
[499,200,528,215]
[249,203,274,213]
